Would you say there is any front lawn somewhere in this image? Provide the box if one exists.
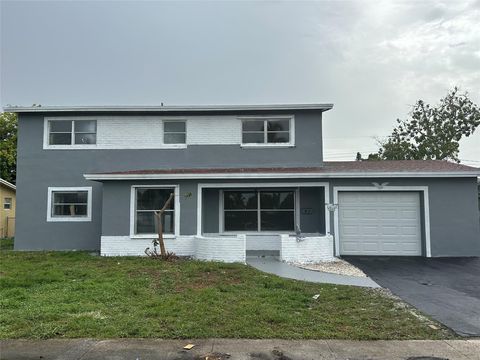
[0,243,454,339]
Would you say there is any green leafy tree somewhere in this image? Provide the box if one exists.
[360,88,480,162]
[355,151,381,161]
[0,112,17,183]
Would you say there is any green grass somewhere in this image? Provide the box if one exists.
[0,241,454,340]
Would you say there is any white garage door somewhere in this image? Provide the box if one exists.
[338,192,422,256]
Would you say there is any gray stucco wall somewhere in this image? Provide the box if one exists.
[202,189,219,233]
[299,187,325,234]
[14,110,323,250]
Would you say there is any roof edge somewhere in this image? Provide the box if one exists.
[0,178,16,190]
[3,103,334,113]
[84,171,480,181]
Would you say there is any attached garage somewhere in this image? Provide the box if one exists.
[338,191,423,256]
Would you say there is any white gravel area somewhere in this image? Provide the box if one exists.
[293,259,367,277]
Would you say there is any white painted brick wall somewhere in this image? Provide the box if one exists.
[101,235,246,263]
[80,115,242,149]
[246,235,281,251]
[97,116,164,149]
[101,236,195,256]
[280,234,335,263]
[187,116,241,145]
[195,235,246,263]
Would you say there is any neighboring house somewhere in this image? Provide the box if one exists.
[4,104,480,262]
[0,178,16,238]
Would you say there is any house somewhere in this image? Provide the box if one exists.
[0,178,16,238]
[4,104,480,262]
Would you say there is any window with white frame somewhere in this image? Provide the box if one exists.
[48,119,97,145]
[3,197,12,210]
[241,117,292,145]
[47,187,92,221]
[134,188,176,234]
[223,190,295,231]
[163,120,186,144]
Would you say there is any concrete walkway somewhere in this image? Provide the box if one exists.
[247,257,379,288]
[1,339,479,359]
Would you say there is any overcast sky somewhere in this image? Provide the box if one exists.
[1,0,479,165]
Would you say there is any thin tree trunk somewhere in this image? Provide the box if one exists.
[155,193,174,258]
[156,211,166,257]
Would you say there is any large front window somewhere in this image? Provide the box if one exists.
[223,190,295,231]
[135,188,175,234]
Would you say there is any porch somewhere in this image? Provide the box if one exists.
[99,180,336,263]
[196,182,335,263]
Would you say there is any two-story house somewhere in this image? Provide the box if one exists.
[6,104,480,262]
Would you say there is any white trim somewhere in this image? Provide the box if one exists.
[333,186,431,257]
[163,118,187,146]
[219,189,224,233]
[84,171,480,181]
[295,188,301,229]
[5,103,334,113]
[197,182,330,236]
[240,144,295,149]
[239,115,295,148]
[129,185,180,239]
[43,117,98,150]
[156,144,188,149]
[46,186,92,222]
[0,178,16,190]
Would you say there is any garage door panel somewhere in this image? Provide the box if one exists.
[363,225,379,235]
[361,209,378,219]
[362,242,380,252]
[381,242,402,252]
[402,226,419,236]
[339,192,422,256]
[342,209,359,219]
[381,225,400,236]
[381,209,398,219]
[401,209,418,219]
[342,225,359,235]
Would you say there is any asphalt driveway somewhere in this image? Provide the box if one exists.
[345,256,480,337]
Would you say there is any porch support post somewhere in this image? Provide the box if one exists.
[196,184,203,236]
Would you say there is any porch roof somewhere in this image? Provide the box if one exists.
[84,160,480,180]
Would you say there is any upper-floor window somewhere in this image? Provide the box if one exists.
[164,120,186,144]
[241,117,293,146]
[3,197,12,210]
[48,119,97,146]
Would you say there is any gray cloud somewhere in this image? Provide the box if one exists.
[1,0,478,164]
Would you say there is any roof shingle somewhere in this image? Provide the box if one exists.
[94,160,478,175]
